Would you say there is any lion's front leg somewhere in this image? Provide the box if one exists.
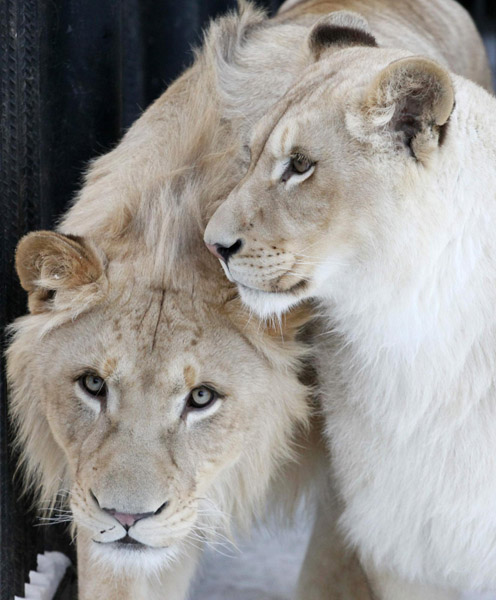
[77,529,201,600]
[296,497,373,600]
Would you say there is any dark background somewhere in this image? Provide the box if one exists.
[1,0,495,598]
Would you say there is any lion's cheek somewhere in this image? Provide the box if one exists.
[44,395,97,478]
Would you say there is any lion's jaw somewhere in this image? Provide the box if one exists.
[89,536,184,575]
[72,485,208,574]
[69,477,199,573]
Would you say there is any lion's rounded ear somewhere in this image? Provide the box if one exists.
[16,231,105,314]
[363,57,454,162]
[308,11,376,60]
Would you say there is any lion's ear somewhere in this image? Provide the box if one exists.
[16,231,106,314]
[308,11,377,60]
[363,57,454,162]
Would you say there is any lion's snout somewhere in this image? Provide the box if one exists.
[92,488,169,529]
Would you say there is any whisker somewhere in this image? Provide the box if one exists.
[35,518,73,527]
[193,524,239,552]
[182,537,204,554]
[297,239,325,254]
[189,532,238,559]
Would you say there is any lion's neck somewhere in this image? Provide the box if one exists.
[319,81,496,402]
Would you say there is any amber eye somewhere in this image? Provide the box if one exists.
[187,386,217,410]
[79,373,107,398]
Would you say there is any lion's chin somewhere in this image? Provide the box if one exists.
[238,282,307,318]
[90,538,182,574]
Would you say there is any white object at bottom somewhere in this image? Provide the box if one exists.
[15,551,71,600]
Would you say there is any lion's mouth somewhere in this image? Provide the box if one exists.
[113,534,145,549]
[234,275,311,317]
[222,258,308,295]
[95,534,165,551]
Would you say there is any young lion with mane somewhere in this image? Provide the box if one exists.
[6,4,369,599]
[7,0,490,599]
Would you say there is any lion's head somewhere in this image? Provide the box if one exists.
[204,13,455,318]
[7,230,310,573]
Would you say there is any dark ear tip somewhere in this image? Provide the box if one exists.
[310,24,377,52]
[308,12,377,59]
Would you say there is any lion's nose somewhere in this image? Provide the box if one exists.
[105,509,153,528]
[91,491,168,529]
[206,239,243,263]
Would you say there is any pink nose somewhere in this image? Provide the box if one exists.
[97,501,168,528]
[113,511,145,528]
[206,242,223,260]
[106,509,154,528]
[205,239,243,263]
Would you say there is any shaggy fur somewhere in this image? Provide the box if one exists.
[204,11,496,600]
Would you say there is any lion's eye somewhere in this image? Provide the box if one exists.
[281,152,315,183]
[187,386,217,410]
[79,373,107,398]
[291,153,313,174]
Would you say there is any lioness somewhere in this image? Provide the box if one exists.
[204,8,496,600]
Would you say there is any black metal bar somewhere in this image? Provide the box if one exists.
[1,0,44,595]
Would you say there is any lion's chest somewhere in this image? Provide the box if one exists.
[318,337,496,589]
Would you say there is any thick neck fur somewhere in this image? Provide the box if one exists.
[321,79,496,427]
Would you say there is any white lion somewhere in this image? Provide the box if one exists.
[205,9,496,600]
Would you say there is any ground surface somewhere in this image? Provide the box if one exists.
[191,519,496,600]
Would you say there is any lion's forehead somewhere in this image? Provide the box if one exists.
[107,292,206,345]
[251,50,369,155]
[100,289,217,341]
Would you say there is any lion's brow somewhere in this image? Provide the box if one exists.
[250,75,328,171]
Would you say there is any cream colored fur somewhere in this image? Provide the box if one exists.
[276,0,491,91]
[204,10,496,600]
